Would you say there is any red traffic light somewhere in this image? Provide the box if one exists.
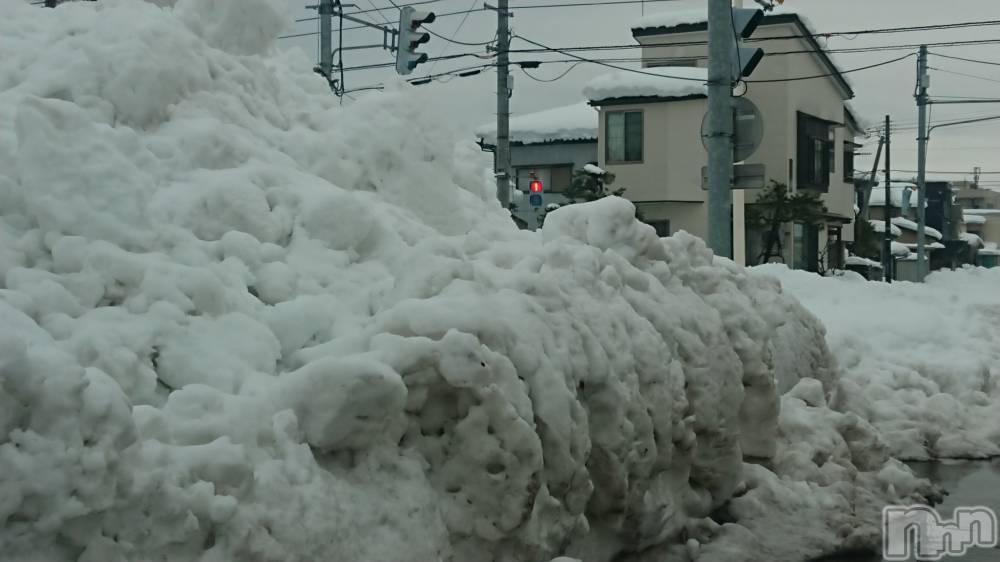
[529,180,543,193]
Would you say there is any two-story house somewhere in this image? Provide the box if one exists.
[583,8,860,271]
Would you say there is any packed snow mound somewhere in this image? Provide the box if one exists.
[754,265,1000,461]
[0,2,923,562]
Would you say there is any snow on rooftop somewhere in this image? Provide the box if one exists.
[891,241,911,257]
[475,101,597,145]
[845,255,882,268]
[963,213,987,225]
[891,217,942,240]
[963,208,1000,216]
[869,183,921,208]
[903,242,946,250]
[869,219,902,237]
[959,232,984,247]
[631,0,708,31]
[583,163,607,175]
[584,66,707,102]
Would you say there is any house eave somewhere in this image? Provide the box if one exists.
[588,93,706,107]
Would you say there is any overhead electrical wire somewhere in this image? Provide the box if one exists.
[928,67,1000,85]
[519,62,586,82]
[931,52,1000,67]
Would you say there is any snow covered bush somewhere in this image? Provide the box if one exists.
[0,2,929,561]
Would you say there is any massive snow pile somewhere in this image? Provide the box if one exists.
[755,266,1000,461]
[0,2,929,561]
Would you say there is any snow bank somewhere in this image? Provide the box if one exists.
[0,2,930,561]
[475,101,597,146]
[963,213,987,225]
[584,67,707,103]
[753,265,1000,461]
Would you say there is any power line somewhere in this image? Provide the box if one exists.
[519,62,585,82]
[892,169,1000,174]
[931,52,1000,67]
[748,53,915,83]
[929,67,1000,85]
[513,34,707,81]
[341,51,493,72]
[425,0,484,75]
[509,0,680,8]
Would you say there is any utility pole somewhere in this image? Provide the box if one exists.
[495,0,512,210]
[319,0,334,81]
[883,115,892,283]
[706,0,735,257]
[732,0,745,265]
[915,45,929,280]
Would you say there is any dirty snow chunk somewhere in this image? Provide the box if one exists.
[891,217,942,240]
[869,219,902,237]
[475,102,596,145]
[584,67,707,102]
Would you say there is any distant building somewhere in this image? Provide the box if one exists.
[476,102,597,229]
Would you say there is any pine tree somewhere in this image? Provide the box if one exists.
[746,180,827,265]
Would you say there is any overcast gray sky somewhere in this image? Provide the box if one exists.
[280,0,1000,187]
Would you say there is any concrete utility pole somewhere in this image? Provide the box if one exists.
[731,0,746,265]
[319,0,334,82]
[915,45,929,280]
[495,0,512,210]
[884,115,892,283]
[706,0,735,258]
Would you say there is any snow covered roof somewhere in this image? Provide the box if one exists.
[631,1,708,31]
[903,242,946,251]
[963,208,1000,216]
[869,183,922,208]
[869,219,902,237]
[963,214,987,225]
[959,232,984,247]
[475,102,597,145]
[584,66,707,103]
[583,163,607,175]
[979,248,1000,256]
[844,101,873,131]
[845,255,882,268]
[891,217,942,240]
[891,241,911,257]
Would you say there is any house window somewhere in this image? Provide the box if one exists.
[646,219,670,237]
[797,112,832,191]
[843,142,856,182]
[606,110,643,163]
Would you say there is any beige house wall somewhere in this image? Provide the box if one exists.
[598,20,858,266]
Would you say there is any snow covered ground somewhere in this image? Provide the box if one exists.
[754,266,1000,461]
[0,2,934,561]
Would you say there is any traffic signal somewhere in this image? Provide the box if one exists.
[528,179,543,207]
[731,8,765,80]
[395,6,436,76]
